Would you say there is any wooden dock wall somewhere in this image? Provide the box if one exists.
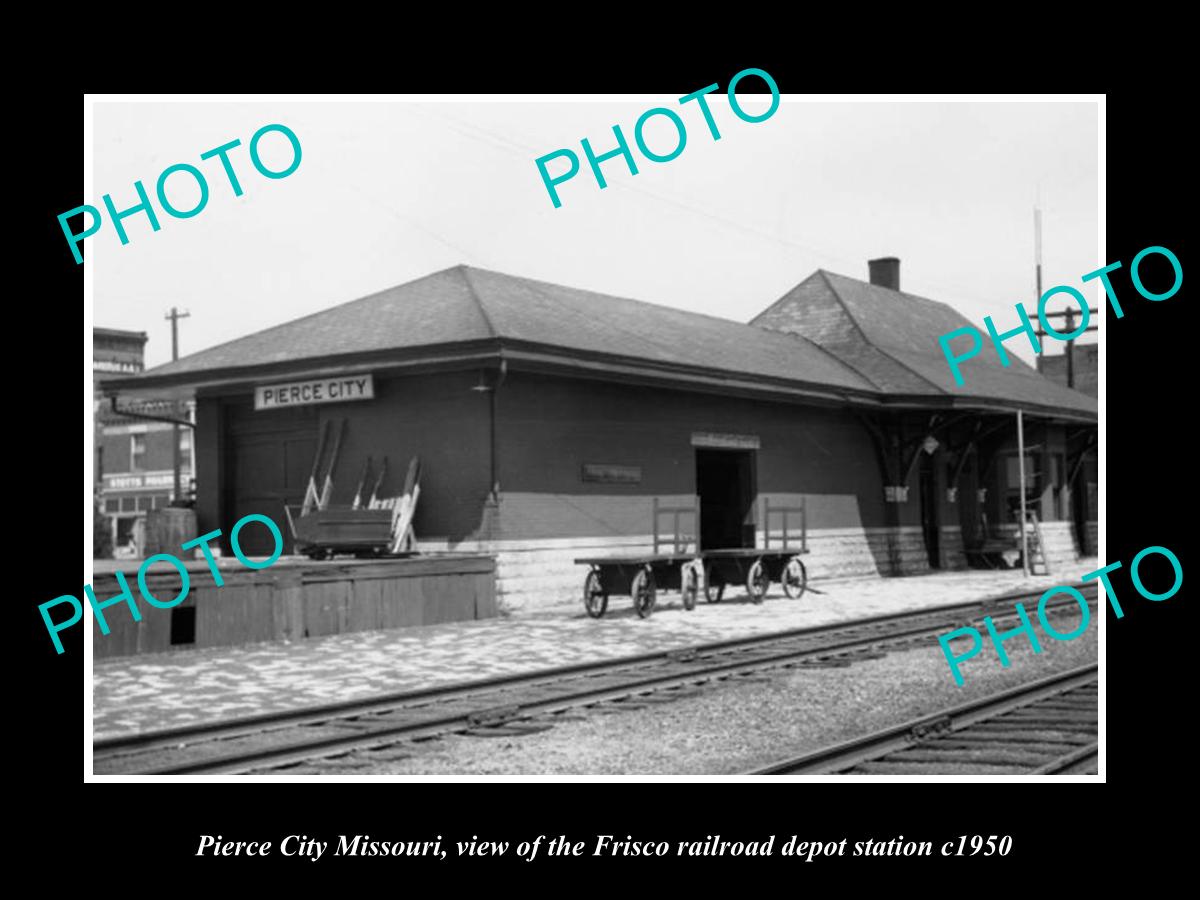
[91,554,496,659]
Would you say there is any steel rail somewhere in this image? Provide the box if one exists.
[751,662,1098,775]
[95,582,1092,757]
[1033,742,1099,775]
[95,588,1096,776]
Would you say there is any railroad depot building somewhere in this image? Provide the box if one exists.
[105,260,1098,610]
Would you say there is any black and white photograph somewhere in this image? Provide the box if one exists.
[77,93,1111,781]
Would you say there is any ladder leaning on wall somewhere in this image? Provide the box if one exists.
[1022,509,1050,576]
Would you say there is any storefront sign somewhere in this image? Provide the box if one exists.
[582,463,642,484]
[691,431,760,450]
[94,359,143,374]
[104,472,176,490]
[255,375,374,410]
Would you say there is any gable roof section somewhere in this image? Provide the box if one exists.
[751,270,1097,417]
[123,265,878,398]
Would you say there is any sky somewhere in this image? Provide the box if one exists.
[91,98,1099,370]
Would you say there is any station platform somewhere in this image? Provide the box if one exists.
[91,562,1098,740]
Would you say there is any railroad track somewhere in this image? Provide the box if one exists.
[751,662,1098,776]
[93,585,1097,775]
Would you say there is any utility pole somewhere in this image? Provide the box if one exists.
[165,307,190,503]
[1017,409,1029,577]
[1033,207,1096,391]
[1034,207,1043,360]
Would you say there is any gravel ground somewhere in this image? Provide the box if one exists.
[298,617,1098,776]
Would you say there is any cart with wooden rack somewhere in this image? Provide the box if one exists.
[573,496,811,618]
[573,497,703,619]
[284,454,422,560]
[284,505,399,560]
[699,497,809,604]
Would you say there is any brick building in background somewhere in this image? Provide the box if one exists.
[1038,344,1098,399]
[93,327,194,557]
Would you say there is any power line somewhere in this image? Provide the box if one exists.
[409,107,1033,311]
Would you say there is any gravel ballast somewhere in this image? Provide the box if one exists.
[302,620,1099,776]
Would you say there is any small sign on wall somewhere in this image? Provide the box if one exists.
[582,463,642,484]
[255,374,375,410]
[691,431,761,450]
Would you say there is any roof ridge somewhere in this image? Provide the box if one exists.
[821,270,967,394]
[458,266,498,339]
[746,270,826,325]
[771,328,886,391]
[819,269,877,348]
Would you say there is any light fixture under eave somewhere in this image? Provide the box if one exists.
[470,370,493,392]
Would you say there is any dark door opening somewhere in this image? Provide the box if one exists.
[225,403,319,555]
[695,448,755,550]
[919,453,941,569]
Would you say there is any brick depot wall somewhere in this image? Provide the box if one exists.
[422,373,980,610]
[196,370,493,551]
[940,524,968,570]
[494,373,887,536]
[195,367,987,610]
[1037,520,1086,573]
[996,519,1083,575]
[423,524,938,613]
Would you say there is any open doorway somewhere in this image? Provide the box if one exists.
[695,448,756,550]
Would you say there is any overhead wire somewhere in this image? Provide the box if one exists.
[406,105,1031,312]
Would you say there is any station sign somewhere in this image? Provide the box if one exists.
[582,463,642,484]
[691,432,761,450]
[255,374,375,411]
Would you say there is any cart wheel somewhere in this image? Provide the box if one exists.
[782,557,808,600]
[681,561,701,611]
[704,563,725,603]
[631,566,657,619]
[583,568,608,619]
[746,558,768,604]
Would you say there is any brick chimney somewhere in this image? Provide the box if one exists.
[868,257,900,291]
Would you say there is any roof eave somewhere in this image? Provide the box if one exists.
[880,392,1097,422]
[102,339,505,400]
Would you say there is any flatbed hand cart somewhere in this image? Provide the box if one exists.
[574,498,703,619]
[700,497,809,605]
[574,496,811,619]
